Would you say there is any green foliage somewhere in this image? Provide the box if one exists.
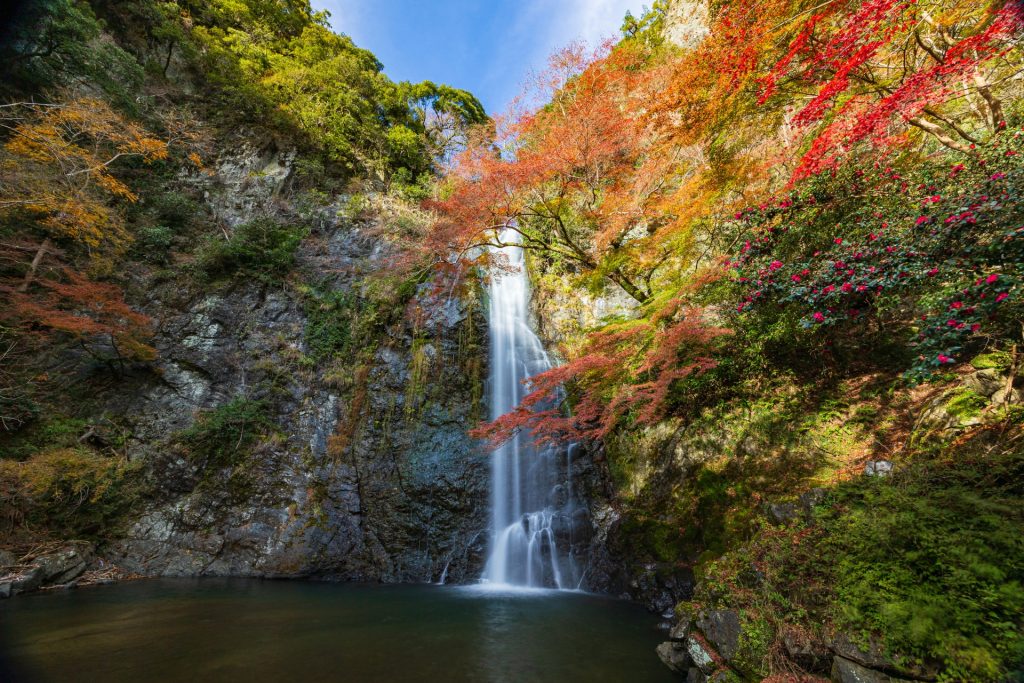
[178,397,270,469]
[304,288,357,360]
[2,415,90,460]
[823,454,1024,681]
[944,388,988,421]
[700,442,1024,682]
[196,218,305,283]
[0,0,144,110]
[132,225,175,264]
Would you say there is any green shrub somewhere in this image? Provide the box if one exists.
[196,218,306,283]
[133,225,175,264]
[701,444,1024,682]
[304,289,357,360]
[179,397,271,470]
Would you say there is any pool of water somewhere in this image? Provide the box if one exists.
[0,579,675,682]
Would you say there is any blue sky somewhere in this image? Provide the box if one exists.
[312,0,649,115]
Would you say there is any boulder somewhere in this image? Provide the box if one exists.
[832,656,909,683]
[992,385,1023,405]
[0,550,16,569]
[829,633,894,671]
[0,582,11,599]
[963,368,1004,397]
[863,460,893,477]
[669,618,693,642]
[686,635,720,675]
[9,565,44,594]
[696,609,742,661]
[657,641,691,674]
[36,544,92,585]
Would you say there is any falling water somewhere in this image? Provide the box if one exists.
[481,232,582,589]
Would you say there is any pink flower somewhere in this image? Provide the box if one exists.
[950,301,963,309]
[856,285,867,292]
[769,260,783,271]
[927,268,939,277]
[938,354,953,364]
[841,282,853,292]
[947,319,959,327]
[791,275,802,283]
[824,285,836,293]
[813,312,825,323]
[986,273,999,284]
[834,237,843,245]
[996,292,1009,303]
[971,323,981,332]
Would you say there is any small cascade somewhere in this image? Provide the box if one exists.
[480,231,585,589]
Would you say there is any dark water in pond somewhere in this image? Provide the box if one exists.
[0,579,675,683]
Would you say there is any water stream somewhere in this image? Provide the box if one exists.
[481,234,582,589]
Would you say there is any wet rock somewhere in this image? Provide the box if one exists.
[832,656,909,683]
[696,609,742,661]
[863,460,893,477]
[0,582,10,599]
[657,641,691,674]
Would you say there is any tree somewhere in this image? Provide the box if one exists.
[0,98,169,367]
[474,294,729,445]
[0,98,169,286]
[428,42,684,304]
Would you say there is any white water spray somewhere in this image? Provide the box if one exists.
[480,232,582,589]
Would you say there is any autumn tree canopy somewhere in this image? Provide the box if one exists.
[431,0,1024,447]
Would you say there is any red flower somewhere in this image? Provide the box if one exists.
[950,301,963,309]
[938,354,953,364]
[927,268,939,276]
[987,273,999,284]
[996,292,1009,303]
[813,312,825,322]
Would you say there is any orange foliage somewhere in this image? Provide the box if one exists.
[1,98,169,251]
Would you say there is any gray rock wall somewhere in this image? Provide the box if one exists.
[93,140,490,583]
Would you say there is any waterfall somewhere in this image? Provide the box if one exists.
[480,232,582,589]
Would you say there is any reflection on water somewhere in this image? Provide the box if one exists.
[0,579,675,683]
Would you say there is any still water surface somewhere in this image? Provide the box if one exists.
[0,579,675,682]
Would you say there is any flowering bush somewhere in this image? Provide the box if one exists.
[731,130,1023,379]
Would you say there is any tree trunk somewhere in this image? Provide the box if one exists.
[17,238,52,293]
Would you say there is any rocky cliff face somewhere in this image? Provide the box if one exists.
[83,139,491,584]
